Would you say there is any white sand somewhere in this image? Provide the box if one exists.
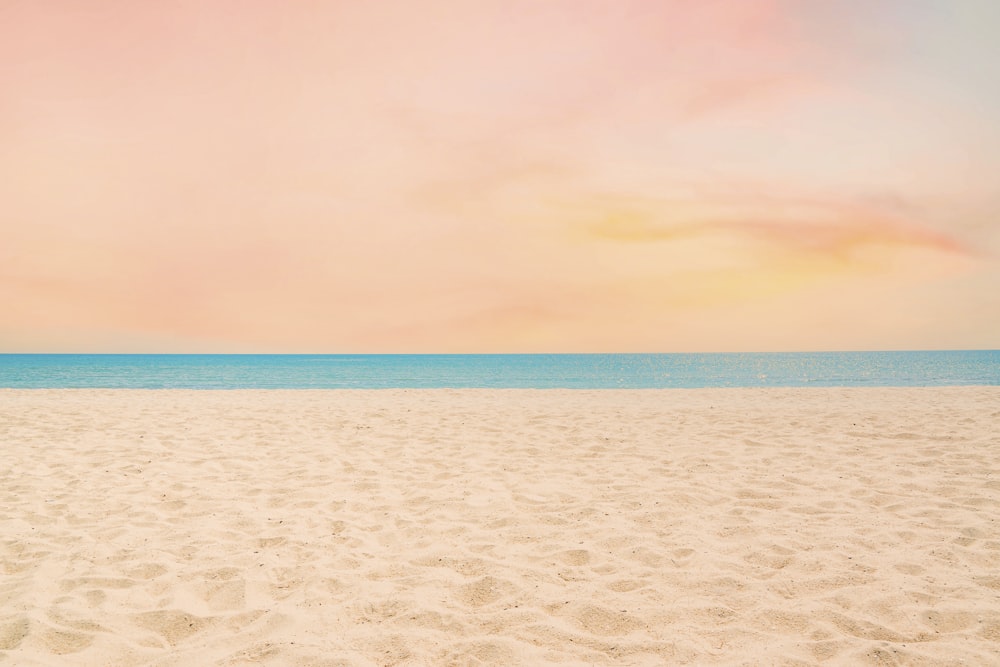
[1,388,998,666]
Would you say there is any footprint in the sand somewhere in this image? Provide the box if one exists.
[743,545,794,572]
[188,567,247,612]
[440,639,517,666]
[606,579,645,593]
[37,625,95,655]
[973,575,1000,590]
[893,562,924,576]
[920,609,977,633]
[852,644,922,665]
[1,613,98,656]
[46,609,106,634]
[130,608,264,648]
[825,611,932,643]
[354,598,412,624]
[83,589,106,607]
[558,549,591,566]
[219,641,283,665]
[369,635,413,666]
[411,555,488,577]
[131,609,213,647]
[808,639,848,662]
[257,536,287,548]
[59,576,137,593]
[682,605,738,627]
[123,562,169,580]
[626,546,664,567]
[980,621,1000,642]
[753,608,813,634]
[0,616,30,651]
[554,602,642,636]
[455,576,520,608]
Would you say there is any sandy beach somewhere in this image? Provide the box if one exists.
[1,387,998,666]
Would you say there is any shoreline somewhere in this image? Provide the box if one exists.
[2,388,998,664]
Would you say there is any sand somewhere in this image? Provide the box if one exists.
[1,387,998,666]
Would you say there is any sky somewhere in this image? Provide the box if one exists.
[2,0,999,352]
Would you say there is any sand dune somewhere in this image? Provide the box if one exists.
[1,388,998,665]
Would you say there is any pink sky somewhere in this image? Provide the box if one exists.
[2,0,998,351]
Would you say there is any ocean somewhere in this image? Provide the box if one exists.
[0,352,997,389]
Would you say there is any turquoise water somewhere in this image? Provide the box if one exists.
[0,352,997,389]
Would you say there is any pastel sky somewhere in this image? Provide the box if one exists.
[3,0,999,352]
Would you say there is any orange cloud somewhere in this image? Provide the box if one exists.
[582,195,969,264]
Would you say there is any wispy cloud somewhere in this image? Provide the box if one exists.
[580,194,970,263]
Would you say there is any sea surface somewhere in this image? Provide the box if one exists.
[0,352,997,389]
